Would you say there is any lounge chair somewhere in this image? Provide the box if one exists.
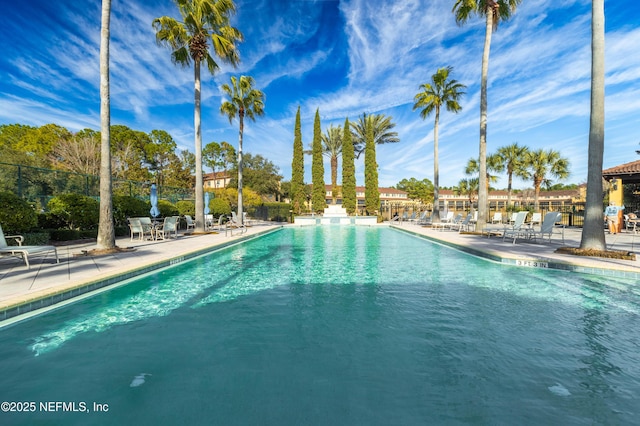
[501,211,531,244]
[490,212,503,224]
[184,215,196,231]
[227,212,247,235]
[416,211,430,225]
[156,216,178,240]
[451,213,473,233]
[529,212,564,243]
[433,213,462,231]
[0,223,59,269]
[483,211,525,238]
[529,212,542,227]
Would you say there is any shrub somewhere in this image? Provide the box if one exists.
[113,195,149,226]
[176,200,195,216]
[47,194,100,230]
[209,198,231,218]
[0,191,38,233]
[157,199,179,217]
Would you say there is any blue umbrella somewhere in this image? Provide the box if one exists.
[204,192,210,215]
[150,184,160,217]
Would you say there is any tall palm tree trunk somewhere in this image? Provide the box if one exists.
[237,112,244,224]
[194,62,204,233]
[433,108,440,222]
[580,0,606,250]
[97,0,115,250]
[477,9,494,230]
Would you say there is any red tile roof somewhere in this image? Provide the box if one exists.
[602,160,640,176]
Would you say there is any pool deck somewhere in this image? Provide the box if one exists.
[1,221,639,323]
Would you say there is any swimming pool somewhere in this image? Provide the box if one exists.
[1,226,639,424]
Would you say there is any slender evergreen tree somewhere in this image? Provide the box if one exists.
[341,117,356,215]
[311,109,326,213]
[364,115,379,215]
[291,106,305,214]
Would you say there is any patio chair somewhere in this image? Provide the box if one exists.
[502,211,531,244]
[0,223,59,269]
[138,217,156,240]
[128,218,145,241]
[433,213,462,231]
[529,212,542,227]
[529,212,564,243]
[156,216,178,240]
[184,215,196,231]
[490,212,503,224]
[451,213,473,233]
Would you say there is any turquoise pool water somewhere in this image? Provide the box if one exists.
[1,226,639,425]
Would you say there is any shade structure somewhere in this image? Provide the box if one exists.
[204,192,210,215]
[150,184,160,218]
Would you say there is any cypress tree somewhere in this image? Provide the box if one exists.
[311,109,326,213]
[364,115,379,215]
[291,106,305,214]
[341,117,356,215]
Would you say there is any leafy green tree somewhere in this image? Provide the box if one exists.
[350,113,399,158]
[164,149,195,188]
[395,177,434,204]
[291,106,305,214]
[228,153,282,199]
[524,149,570,210]
[203,141,224,184]
[220,75,265,224]
[580,0,606,251]
[153,0,242,232]
[311,109,326,213]
[146,129,177,188]
[413,66,466,222]
[98,0,115,250]
[495,142,529,207]
[341,117,356,215]
[364,115,379,215]
[453,0,522,230]
[110,125,151,181]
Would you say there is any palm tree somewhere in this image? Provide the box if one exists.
[524,149,570,210]
[220,75,265,224]
[153,0,242,233]
[350,113,399,158]
[97,0,115,250]
[495,142,530,208]
[454,177,479,213]
[580,0,606,251]
[453,0,523,230]
[465,154,502,190]
[413,66,466,222]
[322,124,343,204]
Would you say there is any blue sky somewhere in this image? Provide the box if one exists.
[1,0,639,189]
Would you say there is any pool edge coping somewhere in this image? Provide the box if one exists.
[0,227,282,325]
[392,226,640,280]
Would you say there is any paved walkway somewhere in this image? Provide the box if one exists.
[1,222,638,323]
[0,224,282,320]
[390,221,640,276]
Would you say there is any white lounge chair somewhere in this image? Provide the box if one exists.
[451,213,473,233]
[529,212,564,243]
[502,211,531,244]
[490,212,503,224]
[433,213,462,231]
[0,223,59,269]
